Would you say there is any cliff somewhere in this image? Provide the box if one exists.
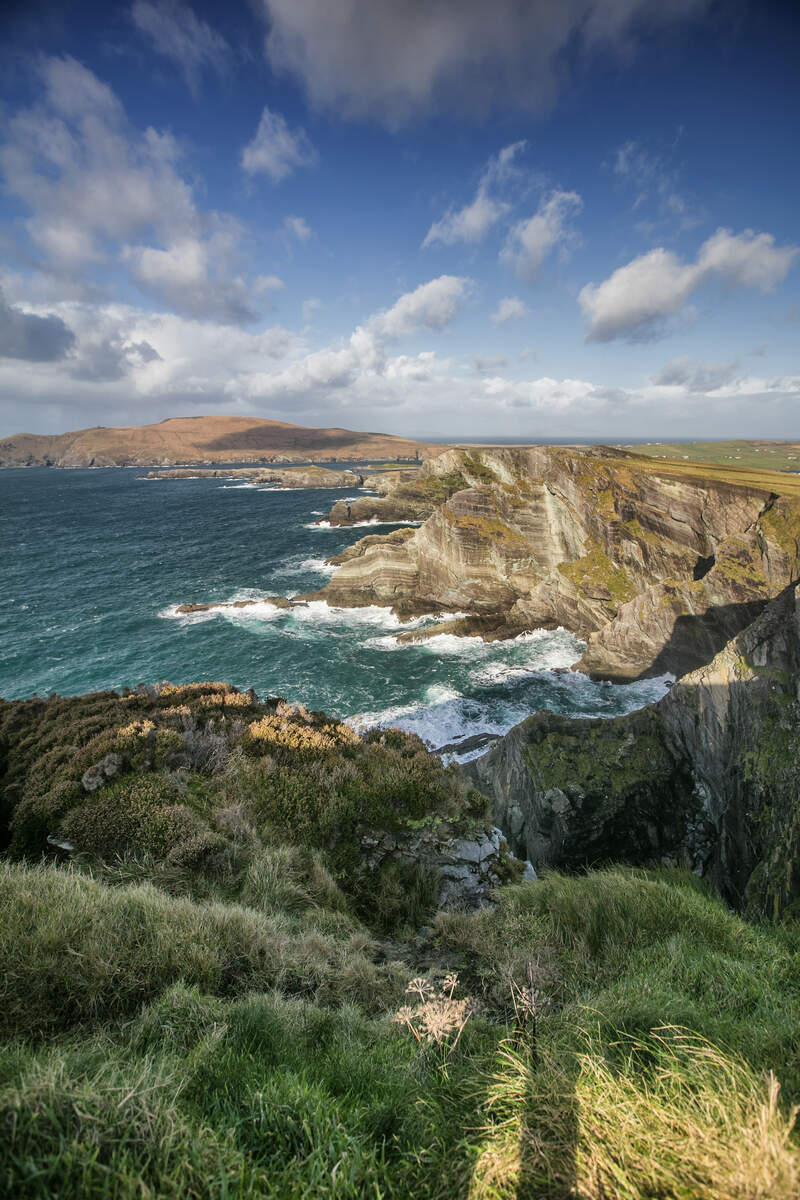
[0,415,442,468]
[467,583,800,918]
[314,445,800,680]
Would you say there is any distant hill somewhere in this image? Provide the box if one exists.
[0,415,443,468]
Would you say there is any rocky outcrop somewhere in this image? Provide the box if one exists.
[143,466,365,488]
[314,445,800,680]
[358,823,535,911]
[466,583,800,918]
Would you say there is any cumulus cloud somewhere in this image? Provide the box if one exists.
[580,227,799,342]
[123,234,257,323]
[0,56,263,325]
[492,296,527,324]
[283,215,312,243]
[241,107,318,182]
[131,0,231,94]
[500,190,582,281]
[3,287,800,440]
[697,228,799,290]
[369,275,472,338]
[0,289,75,361]
[259,0,713,125]
[423,141,525,247]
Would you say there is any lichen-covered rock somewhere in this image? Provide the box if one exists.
[358,822,531,911]
[81,752,124,793]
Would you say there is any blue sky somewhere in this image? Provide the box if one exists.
[0,0,798,440]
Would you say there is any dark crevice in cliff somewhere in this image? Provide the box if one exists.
[693,553,715,580]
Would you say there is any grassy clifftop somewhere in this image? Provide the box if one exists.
[1,684,799,1197]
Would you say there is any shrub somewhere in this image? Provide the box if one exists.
[61,777,206,859]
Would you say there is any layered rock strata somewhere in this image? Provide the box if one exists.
[314,445,800,680]
[466,583,800,917]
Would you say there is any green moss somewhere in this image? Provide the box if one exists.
[443,506,526,547]
[557,540,638,605]
[522,717,674,800]
[759,496,800,563]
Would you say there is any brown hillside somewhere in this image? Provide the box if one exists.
[0,415,444,468]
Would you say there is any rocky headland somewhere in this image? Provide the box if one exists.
[0,414,442,468]
[311,445,800,681]
[466,581,800,919]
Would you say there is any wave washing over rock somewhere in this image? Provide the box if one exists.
[0,467,669,752]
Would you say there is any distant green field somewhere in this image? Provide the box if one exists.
[624,440,800,474]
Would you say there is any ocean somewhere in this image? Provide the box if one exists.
[0,467,669,758]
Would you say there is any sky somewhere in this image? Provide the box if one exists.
[0,0,798,441]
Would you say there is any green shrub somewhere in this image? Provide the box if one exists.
[61,777,206,859]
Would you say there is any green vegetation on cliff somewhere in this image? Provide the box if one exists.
[1,683,799,1197]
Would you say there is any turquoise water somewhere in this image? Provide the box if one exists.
[0,468,668,755]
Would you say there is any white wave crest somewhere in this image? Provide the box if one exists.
[305,518,423,530]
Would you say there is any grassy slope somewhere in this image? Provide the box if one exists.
[626,439,800,477]
[1,687,799,1198]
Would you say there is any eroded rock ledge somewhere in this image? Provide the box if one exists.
[142,466,364,488]
[311,445,800,681]
[465,583,800,918]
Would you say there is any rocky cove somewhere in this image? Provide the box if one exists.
[160,445,800,918]
[308,444,800,681]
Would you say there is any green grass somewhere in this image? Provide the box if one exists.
[1,861,799,1198]
[2,689,800,1197]
[625,439,800,479]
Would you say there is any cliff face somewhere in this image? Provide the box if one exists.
[317,445,800,680]
[467,584,800,918]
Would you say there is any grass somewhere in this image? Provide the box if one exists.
[2,689,800,1196]
[1,859,799,1198]
[628,439,800,474]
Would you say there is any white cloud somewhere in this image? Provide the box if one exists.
[0,56,263,325]
[613,138,698,234]
[259,0,714,125]
[131,0,231,94]
[302,298,323,322]
[123,233,257,323]
[500,190,582,281]
[580,227,799,342]
[423,141,525,247]
[697,228,799,290]
[369,275,472,338]
[283,215,312,243]
[255,275,285,292]
[3,288,800,439]
[492,296,527,324]
[241,106,317,182]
